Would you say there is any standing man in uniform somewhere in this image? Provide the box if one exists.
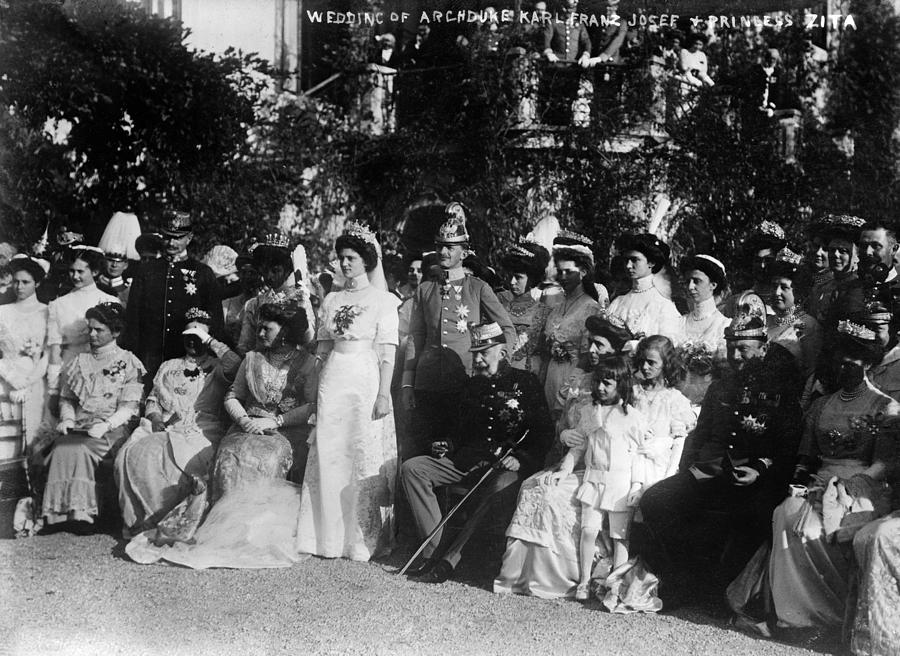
[122,210,222,380]
[401,202,516,457]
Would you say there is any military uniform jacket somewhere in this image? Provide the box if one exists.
[542,19,591,61]
[406,275,516,393]
[830,272,900,328]
[687,358,801,485]
[446,363,552,476]
[122,257,223,375]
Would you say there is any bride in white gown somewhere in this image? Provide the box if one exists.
[296,222,399,561]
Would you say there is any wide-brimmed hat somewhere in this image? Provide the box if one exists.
[203,245,239,278]
[820,214,866,244]
[469,322,505,351]
[725,292,768,341]
[435,202,470,245]
[746,220,786,253]
[584,313,634,352]
[837,319,878,346]
[616,233,670,272]
[159,210,193,238]
[500,239,550,281]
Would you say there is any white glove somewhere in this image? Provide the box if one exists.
[9,388,28,404]
[56,419,74,434]
[87,421,110,438]
[183,327,212,345]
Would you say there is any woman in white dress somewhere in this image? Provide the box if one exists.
[46,247,118,402]
[0,256,50,458]
[677,255,730,405]
[296,222,399,561]
[607,234,681,345]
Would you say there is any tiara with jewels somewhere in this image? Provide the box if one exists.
[757,220,786,240]
[184,307,211,322]
[775,247,802,266]
[262,232,290,249]
[837,319,877,342]
[555,230,592,247]
[508,244,535,259]
[343,221,378,247]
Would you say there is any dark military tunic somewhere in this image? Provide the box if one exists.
[445,362,552,476]
[542,18,591,62]
[121,257,222,378]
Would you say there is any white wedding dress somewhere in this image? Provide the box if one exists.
[296,274,399,561]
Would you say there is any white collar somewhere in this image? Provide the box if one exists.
[886,267,898,284]
[631,275,654,293]
[344,272,370,291]
[689,296,718,320]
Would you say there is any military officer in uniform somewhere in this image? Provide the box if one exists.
[400,202,516,456]
[640,293,802,597]
[401,322,552,584]
[541,0,592,126]
[97,246,132,306]
[121,211,223,380]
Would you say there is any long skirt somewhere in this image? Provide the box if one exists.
[851,513,900,656]
[125,430,304,569]
[114,419,218,537]
[41,425,127,524]
[296,348,397,561]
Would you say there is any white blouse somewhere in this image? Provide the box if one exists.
[607,276,681,343]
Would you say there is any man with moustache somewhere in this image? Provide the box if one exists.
[401,202,516,457]
[640,292,802,602]
[122,211,223,380]
[401,322,552,584]
[834,221,900,323]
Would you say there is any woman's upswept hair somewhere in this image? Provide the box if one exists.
[85,302,126,333]
[634,335,687,387]
[258,301,309,346]
[592,354,635,411]
[334,234,378,272]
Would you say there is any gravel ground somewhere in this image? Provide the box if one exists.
[0,531,842,656]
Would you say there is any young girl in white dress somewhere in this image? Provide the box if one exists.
[546,354,649,600]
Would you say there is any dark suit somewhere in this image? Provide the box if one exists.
[640,353,802,577]
[404,274,516,453]
[400,363,552,567]
[121,257,223,379]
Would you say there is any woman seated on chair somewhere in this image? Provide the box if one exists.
[125,300,316,569]
[729,327,898,632]
[115,307,242,537]
[37,302,144,532]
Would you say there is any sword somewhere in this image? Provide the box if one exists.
[398,429,530,576]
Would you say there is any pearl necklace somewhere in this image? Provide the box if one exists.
[839,385,867,402]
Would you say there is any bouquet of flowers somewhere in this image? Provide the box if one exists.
[549,339,572,363]
[679,341,715,376]
[333,304,363,336]
[20,338,42,359]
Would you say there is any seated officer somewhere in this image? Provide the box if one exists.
[401,322,552,584]
[640,292,802,596]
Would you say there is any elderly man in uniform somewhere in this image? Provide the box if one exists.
[122,211,222,380]
[401,322,552,584]
[400,202,516,457]
[640,293,802,601]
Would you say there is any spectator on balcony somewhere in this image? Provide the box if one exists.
[542,0,590,67]
[586,0,627,66]
[679,34,715,88]
[660,30,682,71]
[401,24,436,68]
[371,33,400,68]
[743,48,798,130]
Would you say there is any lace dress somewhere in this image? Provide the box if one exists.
[633,386,696,487]
[115,345,240,536]
[39,342,144,524]
[542,291,601,412]
[851,512,900,655]
[498,290,552,375]
[0,296,48,458]
[676,297,728,406]
[296,280,399,561]
[607,276,681,343]
[125,349,316,569]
